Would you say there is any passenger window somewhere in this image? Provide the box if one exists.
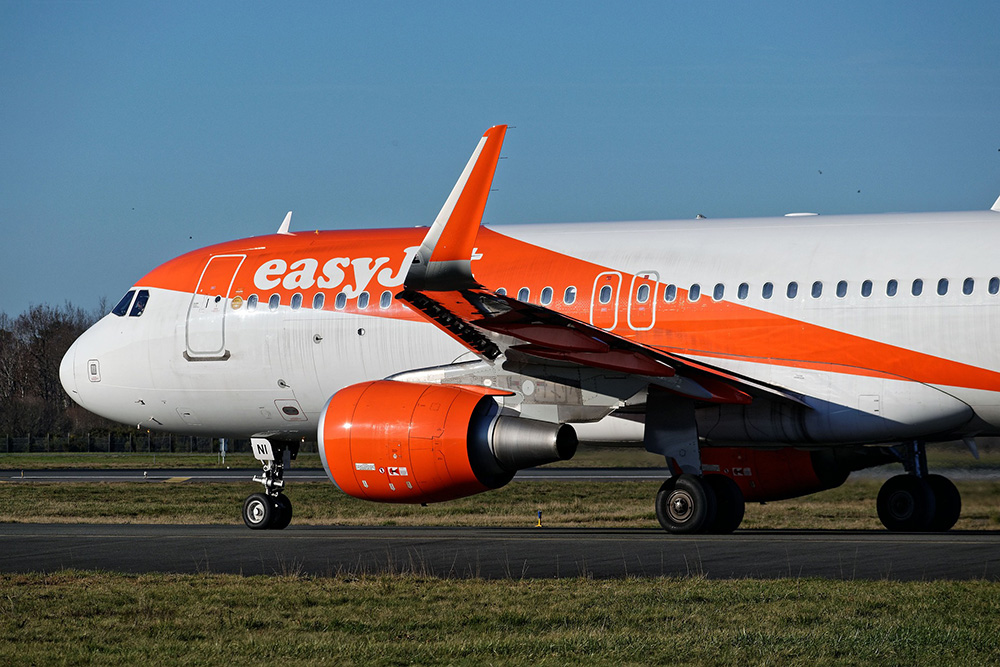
[112,290,135,317]
[563,286,577,304]
[268,294,280,311]
[540,286,554,305]
[713,283,724,301]
[991,277,1000,295]
[380,291,392,309]
[358,291,370,309]
[911,279,923,296]
[886,280,897,297]
[689,284,701,301]
[312,293,325,310]
[247,294,259,311]
[762,282,773,299]
[836,281,847,298]
[786,282,798,299]
[937,278,948,296]
[664,284,677,303]
[290,293,303,310]
[517,287,530,303]
[861,280,873,298]
[811,281,822,298]
[963,278,974,295]
[598,285,612,304]
[129,290,149,317]
[737,283,749,300]
[496,288,507,296]
[335,292,347,310]
[636,284,650,303]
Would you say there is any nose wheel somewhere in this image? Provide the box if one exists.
[242,491,293,530]
[245,437,298,530]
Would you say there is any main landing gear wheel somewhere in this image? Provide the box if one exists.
[926,474,961,532]
[242,492,294,530]
[703,474,746,534]
[655,474,718,534]
[877,475,936,532]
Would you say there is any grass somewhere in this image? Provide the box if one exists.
[1,572,999,665]
[3,441,1000,470]
[0,452,283,470]
[2,478,999,530]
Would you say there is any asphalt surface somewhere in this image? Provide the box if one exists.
[2,523,998,580]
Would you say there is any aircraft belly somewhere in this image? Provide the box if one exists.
[692,356,975,444]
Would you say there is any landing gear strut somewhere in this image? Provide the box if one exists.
[644,391,745,534]
[243,437,297,530]
[877,441,961,532]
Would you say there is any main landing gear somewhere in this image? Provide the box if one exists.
[243,437,298,530]
[655,473,746,534]
[876,441,961,532]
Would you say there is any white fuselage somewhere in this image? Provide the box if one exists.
[61,210,1000,444]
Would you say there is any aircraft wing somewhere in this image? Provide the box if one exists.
[397,125,796,408]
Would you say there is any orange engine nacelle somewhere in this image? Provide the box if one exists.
[318,380,577,503]
[701,447,854,502]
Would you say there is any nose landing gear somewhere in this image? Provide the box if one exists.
[243,437,297,530]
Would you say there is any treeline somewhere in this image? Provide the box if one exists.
[0,301,121,436]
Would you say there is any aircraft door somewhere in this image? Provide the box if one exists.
[185,254,245,360]
[627,271,658,331]
[590,272,622,330]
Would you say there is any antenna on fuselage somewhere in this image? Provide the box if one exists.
[277,211,293,235]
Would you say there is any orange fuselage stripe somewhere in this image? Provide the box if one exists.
[136,226,1000,393]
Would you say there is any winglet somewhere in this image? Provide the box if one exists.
[992,194,1000,213]
[277,211,293,235]
[406,125,508,290]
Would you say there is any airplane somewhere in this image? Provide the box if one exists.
[60,125,1000,534]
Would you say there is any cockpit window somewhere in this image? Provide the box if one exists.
[128,290,150,317]
[112,290,135,317]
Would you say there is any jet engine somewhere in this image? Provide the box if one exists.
[318,380,577,503]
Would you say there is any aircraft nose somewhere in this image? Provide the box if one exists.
[60,334,82,407]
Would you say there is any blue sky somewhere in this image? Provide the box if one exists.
[2,2,999,316]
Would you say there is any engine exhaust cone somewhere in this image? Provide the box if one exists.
[489,416,578,471]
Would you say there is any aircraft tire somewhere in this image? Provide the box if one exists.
[876,475,936,532]
[703,474,745,534]
[655,474,718,534]
[243,492,275,530]
[270,493,293,530]
[926,474,961,532]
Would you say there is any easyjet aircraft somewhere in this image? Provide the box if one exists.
[60,125,1000,534]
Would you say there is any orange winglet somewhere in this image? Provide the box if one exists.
[407,125,508,290]
[430,125,507,263]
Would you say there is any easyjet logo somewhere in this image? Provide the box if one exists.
[253,246,420,298]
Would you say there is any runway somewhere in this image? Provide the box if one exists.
[2,523,998,580]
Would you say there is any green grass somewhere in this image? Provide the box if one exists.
[3,441,999,470]
[3,478,999,530]
[0,452,291,469]
[1,572,999,665]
